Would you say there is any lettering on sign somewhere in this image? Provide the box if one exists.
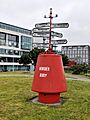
[39,67,50,78]
[39,67,50,71]
[39,73,47,77]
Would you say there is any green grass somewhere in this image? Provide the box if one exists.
[0,75,90,120]
[0,71,34,75]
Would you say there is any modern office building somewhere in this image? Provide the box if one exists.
[0,22,32,71]
[61,45,90,65]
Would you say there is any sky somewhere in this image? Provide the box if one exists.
[0,0,90,48]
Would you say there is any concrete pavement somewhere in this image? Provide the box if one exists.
[65,73,90,82]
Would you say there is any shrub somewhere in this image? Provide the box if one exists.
[71,64,89,74]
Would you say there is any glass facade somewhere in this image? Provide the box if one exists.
[21,36,32,50]
[0,65,31,72]
[0,22,33,71]
[61,45,90,65]
[0,48,24,56]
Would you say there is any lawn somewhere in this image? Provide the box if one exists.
[0,71,34,75]
[0,75,90,120]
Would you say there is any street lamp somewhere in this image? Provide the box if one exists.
[12,43,14,72]
[1,59,4,71]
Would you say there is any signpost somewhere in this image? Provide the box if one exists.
[52,23,69,28]
[32,31,63,38]
[33,39,67,46]
[52,39,67,44]
[32,27,49,33]
[35,22,50,28]
[32,8,69,49]
[33,43,49,48]
[51,31,63,38]
[35,23,69,28]
[32,32,49,38]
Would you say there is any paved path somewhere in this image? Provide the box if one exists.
[0,74,34,77]
[65,73,90,82]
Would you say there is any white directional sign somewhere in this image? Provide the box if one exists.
[32,32,49,38]
[32,27,49,33]
[52,23,69,28]
[32,31,63,38]
[35,22,69,28]
[51,31,63,38]
[35,22,50,28]
[52,39,67,44]
[33,43,48,45]
[33,43,49,48]
[33,39,67,47]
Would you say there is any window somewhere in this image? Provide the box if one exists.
[0,32,6,45]
[14,50,19,55]
[21,36,32,50]
[8,34,19,47]
[8,49,13,55]
[0,48,6,54]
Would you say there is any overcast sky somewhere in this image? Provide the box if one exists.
[0,0,90,48]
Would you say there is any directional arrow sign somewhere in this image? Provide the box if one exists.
[35,22,50,28]
[32,30,49,34]
[52,23,69,28]
[51,31,63,38]
[32,27,49,33]
[52,39,68,44]
[33,43,49,48]
[35,22,69,28]
[33,39,67,45]
[32,31,63,38]
[33,43,48,45]
[32,32,49,37]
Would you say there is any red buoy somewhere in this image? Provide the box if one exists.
[32,53,67,104]
[32,8,68,104]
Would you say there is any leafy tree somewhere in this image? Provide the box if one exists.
[19,53,32,66]
[29,47,45,68]
[19,48,45,70]
[61,54,69,66]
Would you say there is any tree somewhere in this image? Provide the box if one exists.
[19,48,45,70]
[61,54,69,66]
[29,47,45,68]
[19,53,32,66]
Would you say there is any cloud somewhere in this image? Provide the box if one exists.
[0,0,90,46]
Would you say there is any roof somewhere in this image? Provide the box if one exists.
[0,22,32,35]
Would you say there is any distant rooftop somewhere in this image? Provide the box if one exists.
[0,22,32,35]
[62,45,90,47]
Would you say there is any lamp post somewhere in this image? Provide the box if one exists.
[13,53,14,72]
[1,59,4,71]
[12,43,14,72]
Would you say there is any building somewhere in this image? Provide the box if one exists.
[0,22,32,71]
[61,45,90,65]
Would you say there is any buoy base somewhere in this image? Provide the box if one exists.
[38,93,60,104]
